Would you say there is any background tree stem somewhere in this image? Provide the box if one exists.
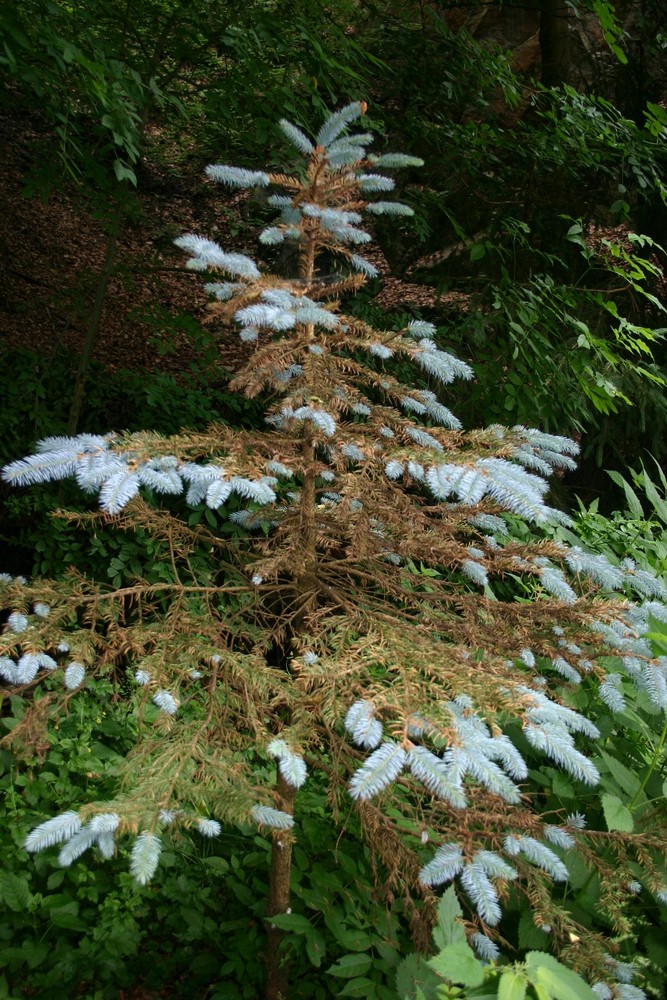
[66,212,121,435]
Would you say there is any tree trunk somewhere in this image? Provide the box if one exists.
[540,0,571,86]
[264,183,321,1000]
[66,216,121,435]
[265,773,297,1000]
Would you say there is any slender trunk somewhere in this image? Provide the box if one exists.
[265,774,297,1000]
[540,0,571,87]
[66,2,192,437]
[66,84,150,437]
[264,434,314,1000]
[66,216,121,435]
[265,170,321,1000]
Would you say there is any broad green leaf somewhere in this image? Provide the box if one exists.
[395,954,441,1000]
[268,912,312,933]
[644,632,667,657]
[2,873,31,912]
[203,856,230,873]
[327,953,373,979]
[649,614,667,641]
[644,926,667,966]
[461,994,499,1000]
[498,970,528,1000]
[607,470,644,518]
[639,469,667,523]
[113,159,137,185]
[432,886,466,950]
[551,774,576,798]
[650,456,667,491]
[323,907,373,950]
[598,751,641,798]
[21,939,49,970]
[46,871,65,890]
[525,952,596,1000]
[374,940,401,969]
[518,911,549,950]
[601,793,634,832]
[49,910,86,931]
[428,942,484,988]
[338,977,377,997]
[304,926,326,968]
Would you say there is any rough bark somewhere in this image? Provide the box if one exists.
[265,774,297,1000]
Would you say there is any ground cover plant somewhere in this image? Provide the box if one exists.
[1,103,667,1000]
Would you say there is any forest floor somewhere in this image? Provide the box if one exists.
[0,104,217,376]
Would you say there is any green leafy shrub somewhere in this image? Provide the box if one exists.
[396,886,599,1000]
[1,712,411,999]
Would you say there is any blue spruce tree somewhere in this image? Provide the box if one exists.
[2,102,667,999]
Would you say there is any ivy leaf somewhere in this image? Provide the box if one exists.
[601,793,634,832]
